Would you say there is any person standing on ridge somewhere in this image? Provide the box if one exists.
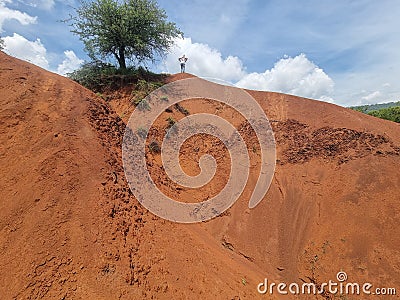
[179,55,188,73]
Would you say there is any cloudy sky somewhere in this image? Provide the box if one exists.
[1,0,399,106]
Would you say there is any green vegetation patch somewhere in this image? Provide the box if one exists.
[350,101,400,123]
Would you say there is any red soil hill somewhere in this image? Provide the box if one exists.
[1,52,399,299]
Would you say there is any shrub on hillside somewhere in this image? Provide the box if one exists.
[67,61,118,91]
[368,106,400,123]
[67,61,165,93]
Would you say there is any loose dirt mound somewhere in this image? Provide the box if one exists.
[0,53,264,299]
[1,52,399,299]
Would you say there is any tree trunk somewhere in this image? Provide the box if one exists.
[115,47,127,70]
[118,47,126,70]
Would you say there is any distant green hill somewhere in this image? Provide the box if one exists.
[350,101,400,113]
[350,101,400,123]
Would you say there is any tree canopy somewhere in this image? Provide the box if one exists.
[368,106,400,123]
[68,0,181,69]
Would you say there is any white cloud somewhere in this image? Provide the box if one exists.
[3,33,49,69]
[0,0,37,32]
[35,0,54,10]
[163,38,334,102]
[159,2,400,106]
[22,0,55,10]
[332,72,399,106]
[236,54,334,101]
[57,50,83,75]
[361,91,381,103]
[3,34,83,75]
[162,37,246,82]
[43,0,55,10]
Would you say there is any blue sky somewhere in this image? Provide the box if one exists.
[1,0,399,106]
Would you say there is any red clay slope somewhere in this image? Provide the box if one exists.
[108,73,400,298]
[1,52,400,299]
[0,52,265,299]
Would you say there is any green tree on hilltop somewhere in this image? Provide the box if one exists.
[67,0,181,70]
